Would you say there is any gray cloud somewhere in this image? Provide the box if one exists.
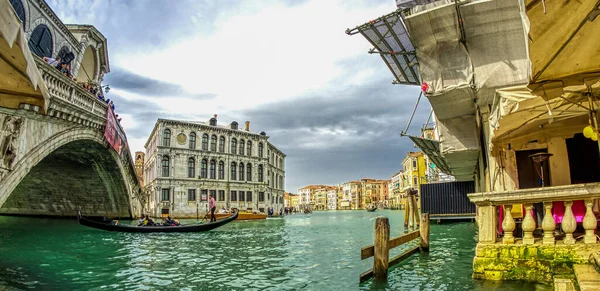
[105,69,216,99]
[242,78,433,192]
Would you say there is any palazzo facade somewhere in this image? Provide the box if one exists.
[143,116,286,218]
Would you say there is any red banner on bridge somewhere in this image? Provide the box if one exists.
[104,106,124,155]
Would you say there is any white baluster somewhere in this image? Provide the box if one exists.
[522,204,536,245]
[562,201,576,245]
[583,199,597,244]
[502,205,516,244]
[542,202,555,245]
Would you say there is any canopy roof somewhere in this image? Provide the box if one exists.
[346,10,420,85]
[526,0,600,84]
[408,135,451,174]
[0,0,49,112]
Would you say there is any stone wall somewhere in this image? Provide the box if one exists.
[473,243,600,282]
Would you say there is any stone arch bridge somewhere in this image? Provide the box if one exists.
[0,61,142,218]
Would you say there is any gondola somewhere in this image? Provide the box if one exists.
[77,210,238,233]
[366,206,377,212]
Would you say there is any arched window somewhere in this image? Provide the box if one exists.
[189,132,196,149]
[247,163,252,182]
[9,0,26,29]
[247,141,252,156]
[231,122,238,130]
[258,165,264,182]
[28,24,53,58]
[219,136,225,152]
[210,135,217,151]
[218,161,224,179]
[210,118,217,126]
[239,140,245,155]
[202,134,208,150]
[231,138,237,154]
[239,163,245,181]
[210,160,216,179]
[188,157,195,178]
[258,143,263,158]
[162,129,171,147]
[200,159,207,178]
[230,162,237,180]
[161,156,169,177]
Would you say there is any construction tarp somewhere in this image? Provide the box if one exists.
[404,1,473,95]
[527,0,600,84]
[461,0,531,106]
[427,85,476,120]
[408,135,452,175]
[437,115,480,181]
[0,0,49,112]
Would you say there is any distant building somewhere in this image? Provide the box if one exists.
[402,152,426,195]
[143,116,286,218]
[135,151,145,186]
[327,186,339,210]
[298,185,326,211]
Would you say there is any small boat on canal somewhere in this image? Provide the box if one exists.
[366,205,377,212]
[77,210,238,233]
[214,211,266,220]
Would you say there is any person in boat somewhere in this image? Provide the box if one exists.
[164,216,180,226]
[138,215,146,226]
[209,194,217,222]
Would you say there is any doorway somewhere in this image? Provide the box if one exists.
[566,133,600,184]
[516,149,550,189]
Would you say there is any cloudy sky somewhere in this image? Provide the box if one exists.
[48,0,431,192]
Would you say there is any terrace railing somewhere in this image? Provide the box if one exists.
[468,183,600,245]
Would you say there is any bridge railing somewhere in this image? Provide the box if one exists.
[35,57,108,120]
[468,183,600,245]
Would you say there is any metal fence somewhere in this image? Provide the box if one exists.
[420,181,476,220]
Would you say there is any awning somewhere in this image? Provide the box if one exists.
[490,81,600,143]
[0,0,49,112]
[527,0,600,84]
[407,135,452,175]
[346,10,420,85]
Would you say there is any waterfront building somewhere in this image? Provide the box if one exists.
[350,0,600,284]
[348,180,363,209]
[326,186,339,210]
[314,186,329,210]
[401,152,426,194]
[389,171,404,209]
[298,185,325,211]
[289,193,300,212]
[135,152,145,187]
[340,183,352,210]
[142,116,286,218]
[360,178,390,208]
[336,186,344,210]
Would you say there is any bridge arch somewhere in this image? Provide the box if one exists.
[0,127,133,217]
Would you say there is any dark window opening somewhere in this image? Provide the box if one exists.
[566,133,600,184]
[9,0,26,29]
[29,24,53,58]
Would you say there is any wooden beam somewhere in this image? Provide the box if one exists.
[373,217,390,280]
[361,230,420,259]
[390,230,420,249]
[389,245,420,268]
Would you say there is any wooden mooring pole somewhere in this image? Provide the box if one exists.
[373,217,390,280]
[420,213,430,251]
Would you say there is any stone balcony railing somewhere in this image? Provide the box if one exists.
[468,183,600,246]
[35,57,108,129]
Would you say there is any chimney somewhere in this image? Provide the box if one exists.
[245,121,250,131]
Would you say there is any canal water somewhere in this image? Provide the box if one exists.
[0,210,550,290]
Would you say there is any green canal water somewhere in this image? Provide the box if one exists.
[0,210,550,290]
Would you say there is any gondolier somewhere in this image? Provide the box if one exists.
[209,194,217,222]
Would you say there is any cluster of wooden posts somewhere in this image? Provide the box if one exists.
[359,211,430,283]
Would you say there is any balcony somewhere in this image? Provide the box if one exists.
[35,57,108,129]
[468,183,600,281]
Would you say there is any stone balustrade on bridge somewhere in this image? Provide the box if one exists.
[468,184,600,282]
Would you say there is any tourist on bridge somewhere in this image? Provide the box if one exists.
[209,194,216,222]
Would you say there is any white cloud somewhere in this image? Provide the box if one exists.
[117,0,393,109]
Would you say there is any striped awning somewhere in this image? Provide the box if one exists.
[346,10,420,85]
